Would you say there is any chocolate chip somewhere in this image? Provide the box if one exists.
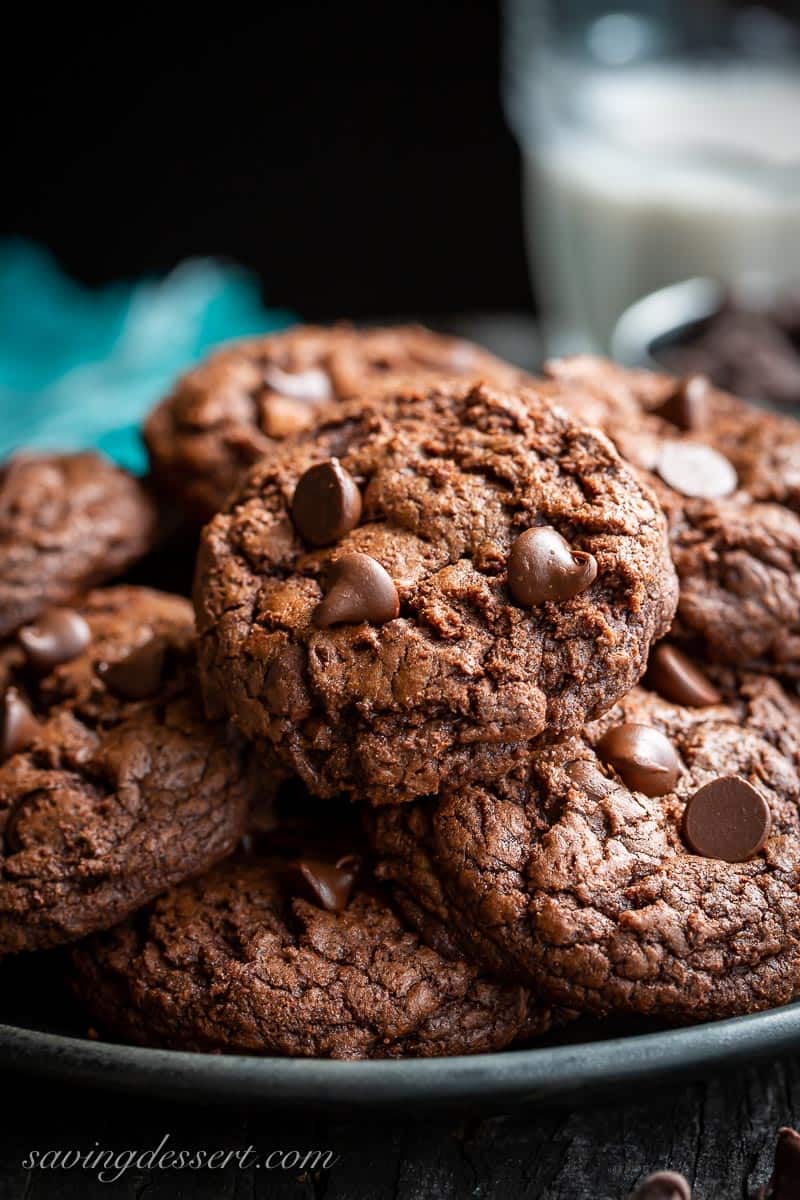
[596,723,680,797]
[99,636,168,699]
[683,775,771,862]
[18,608,91,673]
[645,645,721,708]
[0,689,40,760]
[631,1171,691,1200]
[291,459,362,547]
[288,854,362,912]
[263,364,333,404]
[764,1126,800,1199]
[653,375,710,432]
[507,527,598,607]
[656,441,737,499]
[314,552,400,628]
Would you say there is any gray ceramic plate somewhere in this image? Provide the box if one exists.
[0,790,798,1114]
[2,995,799,1111]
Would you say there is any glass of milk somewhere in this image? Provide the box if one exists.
[503,0,800,354]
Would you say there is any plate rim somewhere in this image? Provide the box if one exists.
[3,1001,800,1109]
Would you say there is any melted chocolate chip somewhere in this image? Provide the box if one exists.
[764,1126,800,1200]
[507,527,598,607]
[645,645,721,708]
[683,775,771,862]
[0,689,40,760]
[656,441,738,499]
[596,723,680,797]
[99,636,168,699]
[18,608,91,673]
[291,459,362,547]
[263,364,333,404]
[288,854,362,912]
[653,375,710,432]
[314,552,400,628]
[631,1171,692,1200]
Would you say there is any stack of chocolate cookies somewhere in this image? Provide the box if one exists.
[4,324,800,1059]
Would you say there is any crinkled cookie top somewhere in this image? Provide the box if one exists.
[372,665,800,1022]
[70,854,561,1059]
[542,357,800,675]
[0,452,156,638]
[0,586,252,954]
[144,323,526,521]
[194,378,677,803]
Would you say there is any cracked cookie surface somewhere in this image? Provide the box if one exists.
[193,379,677,804]
[543,357,800,675]
[0,452,157,638]
[70,854,562,1058]
[371,667,800,1022]
[0,586,253,954]
[144,324,526,522]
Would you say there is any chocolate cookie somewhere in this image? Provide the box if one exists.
[0,452,157,639]
[0,586,253,954]
[543,358,800,675]
[70,852,562,1058]
[545,354,800,513]
[194,379,677,803]
[144,324,526,523]
[372,658,800,1022]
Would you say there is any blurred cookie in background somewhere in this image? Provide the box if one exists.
[0,452,157,638]
[144,323,527,523]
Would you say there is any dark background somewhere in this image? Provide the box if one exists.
[3,1,531,320]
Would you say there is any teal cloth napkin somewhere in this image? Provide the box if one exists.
[0,240,294,473]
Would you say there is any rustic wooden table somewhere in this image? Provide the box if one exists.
[0,1056,796,1197]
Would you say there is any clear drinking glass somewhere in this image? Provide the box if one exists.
[502,0,800,354]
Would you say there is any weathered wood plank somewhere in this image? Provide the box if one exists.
[0,1057,797,1198]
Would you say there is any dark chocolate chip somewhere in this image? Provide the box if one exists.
[291,459,363,547]
[18,608,91,673]
[683,775,771,862]
[288,854,362,912]
[596,723,680,797]
[645,645,721,708]
[99,636,168,699]
[263,364,333,404]
[0,689,40,760]
[314,552,400,628]
[764,1126,800,1200]
[508,527,598,607]
[656,441,737,499]
[631,1171,691,1200]
[653,375,710,432]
